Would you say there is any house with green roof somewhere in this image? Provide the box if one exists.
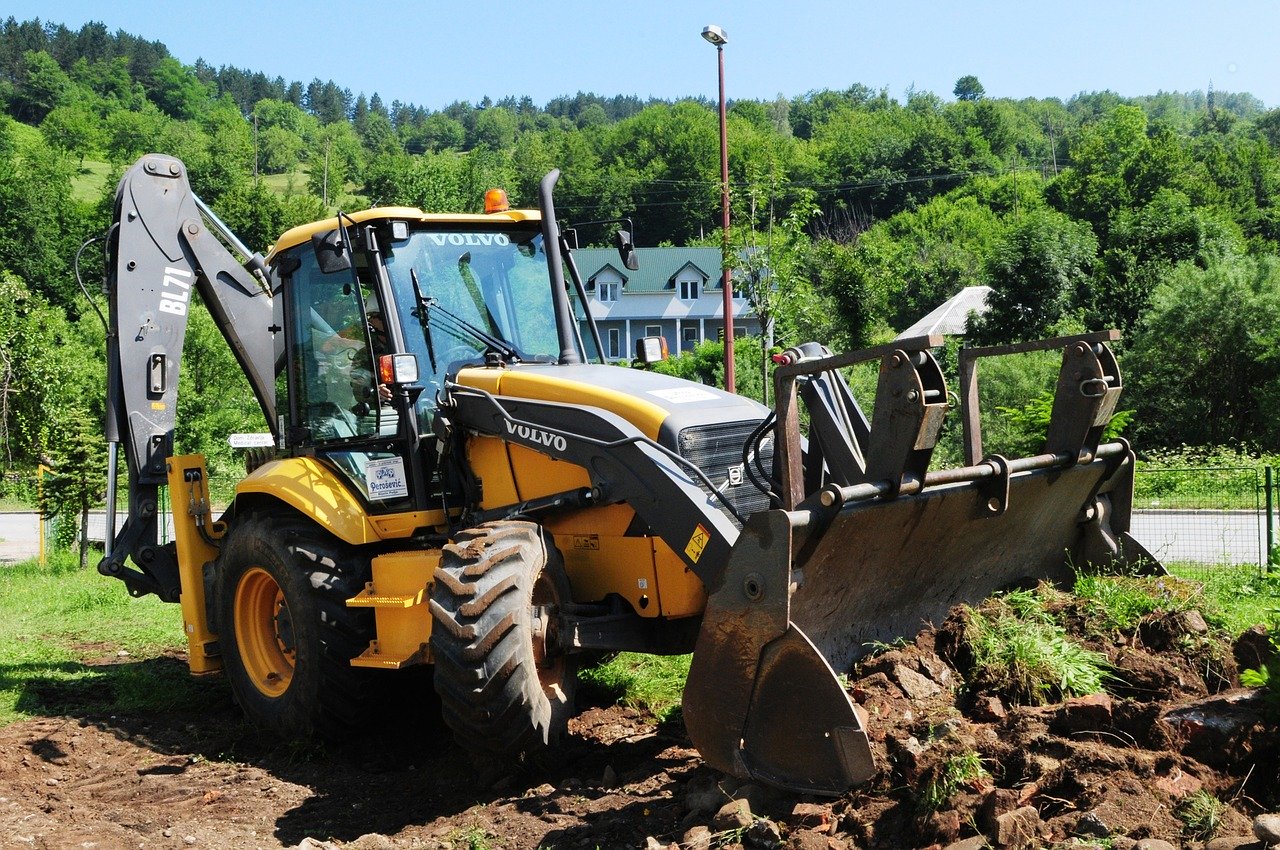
[572,247,758,361]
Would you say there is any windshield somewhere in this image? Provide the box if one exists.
[384,225,568,386]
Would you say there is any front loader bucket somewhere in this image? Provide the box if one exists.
[683,332,1160,796]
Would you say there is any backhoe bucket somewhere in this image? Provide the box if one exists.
[683,332,1160,796]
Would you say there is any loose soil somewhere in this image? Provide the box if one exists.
[0,589,1276,850]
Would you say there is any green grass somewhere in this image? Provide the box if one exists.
[1073,572,1205,636]
[1175,790,1227,840]
[258,167,309,196]
[0,551,208,727]
[964,589,1112,706]
[1170,562,1280,635]
[70,158,113,203]
[921,750,989,811]
[578,652,691,722]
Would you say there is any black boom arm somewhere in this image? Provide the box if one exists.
[99,154,277,600]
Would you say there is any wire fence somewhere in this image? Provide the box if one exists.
[9,464,1280,582]
[1131,466,1271,583]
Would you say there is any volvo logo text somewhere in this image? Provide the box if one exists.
[505,420,568,452]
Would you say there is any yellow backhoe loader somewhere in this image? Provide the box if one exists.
[97,154,1156,795]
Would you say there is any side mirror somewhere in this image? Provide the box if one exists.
[634,336,668,366]
[311,229,351,274]
[563,227,580,250]
[614,229,639,271]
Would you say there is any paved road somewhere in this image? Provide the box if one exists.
[1,509,1271,566]
[1130,509,1266,567]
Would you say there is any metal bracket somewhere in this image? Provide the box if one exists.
[862,348,949,496]
[1045,340,1122,463]
[977,454,1010,517]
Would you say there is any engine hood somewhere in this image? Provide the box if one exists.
[455,363,769,446]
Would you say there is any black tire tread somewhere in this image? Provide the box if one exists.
[429,520,573,759]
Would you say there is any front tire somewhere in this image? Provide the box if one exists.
[429,521,576,759]
[212,512,376,738]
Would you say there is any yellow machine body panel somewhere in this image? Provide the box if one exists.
[268,207,540,257]
[458,367,669,440]
[235,456,443,545]
[456,367,706,618]
[166,454,224,674]
[544,505,706,618]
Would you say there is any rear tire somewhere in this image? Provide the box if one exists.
[212,512,376,739]
[429,521,576,759]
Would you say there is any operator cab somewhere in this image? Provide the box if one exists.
[268,205,598,513]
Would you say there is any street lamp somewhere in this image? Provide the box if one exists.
[702,24,735,394]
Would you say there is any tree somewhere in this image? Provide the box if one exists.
[40,101,103,165]
[967,208,1097,344]
[150,56,209,119]
[1127,255,1280,448]
[39,406,107,568]
[12,49,71,122]
[953,75,985,102]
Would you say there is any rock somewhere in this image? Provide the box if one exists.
[745,818,783,849]
[714,798,754,832]
[979,788,1020,833]
[294,840,336,850]
[1052,693,1114,734]
[895,663,942,700]
[929,809,962,844]
[1204,837,1265,850]
[684,774,726,814]
[1152,766,1202,799]
[183,838,197,847]
[1135,839,1178,850]
[1141,610,1209,649]
[789,802,831,828]
[942,837,990,850]
[682,825,713,850]
[1158,691,1269,768]
[1234,626,1275,671]
[972,695,1007,722]
[1255,813,1280,844]
[1074,810,1112,838]
[993,805,1040,849]
[601,764,618,788]
[732,782,770,813]
[643,837,666,850]
[918,651,954,686]
[891,735,928,781]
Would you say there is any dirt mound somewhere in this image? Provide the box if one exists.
[0,579,1275,849]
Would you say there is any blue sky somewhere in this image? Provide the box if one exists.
[23,2,1280,109]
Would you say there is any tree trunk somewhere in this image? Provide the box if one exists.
[79,507,89,570]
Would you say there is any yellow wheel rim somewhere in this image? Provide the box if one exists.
[234,567,296,698]
[532,572,566,701]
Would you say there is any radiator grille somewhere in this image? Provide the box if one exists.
[677,420,774,527]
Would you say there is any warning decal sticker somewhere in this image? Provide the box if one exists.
[684,523,711,563]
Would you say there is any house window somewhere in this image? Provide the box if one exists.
[598,281,620,303]
[682,326,698,349]
[645,324,662,338]
[607,328,621,359]
[679,279,699,301]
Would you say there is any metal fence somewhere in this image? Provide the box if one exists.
[1131,466,1272,580]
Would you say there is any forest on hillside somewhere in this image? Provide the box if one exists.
[3,16,1280,507]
